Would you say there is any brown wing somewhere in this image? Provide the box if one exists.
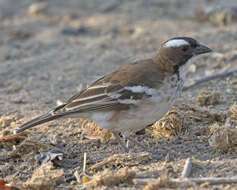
[62,58,165,113]
[14,59,166,134]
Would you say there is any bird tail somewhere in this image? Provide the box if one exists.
[13,112,64,134]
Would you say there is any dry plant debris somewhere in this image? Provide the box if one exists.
[89,152,151,171]
[84,167,135,188]
[0,133,27,145]
[0,116,15,128]
[0,114,23,137]
[208,124,237,153]
[196,90,222,106]
[176,104,225,125]
[152,108,184,139]
[136,158,237,188]
[80,118,111,142]
[13,162,64,190]
[152,103,225,139]
[3,139,54,159]
[143,176,182,190]
[229,102,237,123]
[136,176,237,187]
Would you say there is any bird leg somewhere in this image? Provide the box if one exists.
[124,135,150,152]
[112,131,129,153]
[112,132,163,158]
[124,135,162,157]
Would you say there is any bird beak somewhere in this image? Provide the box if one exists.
[194,44,212,55]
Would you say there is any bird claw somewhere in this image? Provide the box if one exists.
[123,135,164,159]
[112,131,164,159]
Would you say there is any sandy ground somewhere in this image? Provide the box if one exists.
[0,0,237,189]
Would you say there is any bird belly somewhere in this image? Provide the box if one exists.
[112,99,173,133]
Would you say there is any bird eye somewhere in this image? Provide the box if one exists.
[191,43,197,48]
[182,46,189,52]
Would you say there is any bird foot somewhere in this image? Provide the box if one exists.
[112,131,130,153]
[112,131,164,159]
[124,135,164,159]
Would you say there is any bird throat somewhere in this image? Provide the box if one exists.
[174,56,194,80]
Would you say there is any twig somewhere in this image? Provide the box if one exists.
[133,177,237,185]
[89,152,150,171]
[175,177,237,184]
[83,152,87,174]
[74,152,92,183]
[181,158,192,178]
[89,155,115,171]
[184,69,237,91]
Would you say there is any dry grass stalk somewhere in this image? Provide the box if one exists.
[196,90,222,106]
[84,168,136,188]
[80,119,111,142]
[136,177,237,187]
[152,108,184,139]
[89,152,151,171]
[181,158,192,178]
[208,124,237,152]
[83,152,87,174]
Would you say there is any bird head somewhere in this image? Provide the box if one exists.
[157,37,212,73]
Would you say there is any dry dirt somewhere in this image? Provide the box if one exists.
[0,0,237,189]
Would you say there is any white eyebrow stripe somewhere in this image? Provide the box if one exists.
[164,39,189,47]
